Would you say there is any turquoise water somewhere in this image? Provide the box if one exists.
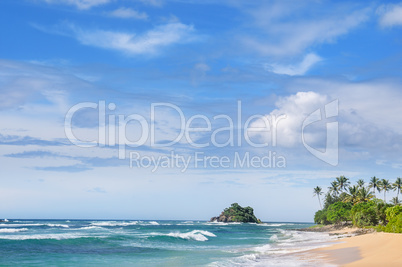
[0,220,335,266]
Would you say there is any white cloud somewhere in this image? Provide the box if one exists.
[43,22,198,56]
[108,7,148,20]
[289,78,402,135]
[41,0,110,10]
[250,91,329,147]
[243,3,370,56]
[281,78,402,160]
[247,81,402,168]
[377,4,402,27]
[265,53,322,76]
[0,59,83,110]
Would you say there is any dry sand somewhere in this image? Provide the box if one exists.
[311,231,402,266]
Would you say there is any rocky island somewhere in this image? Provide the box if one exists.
[210,203,262,223]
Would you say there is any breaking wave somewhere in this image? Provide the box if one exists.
[150,230,216,242]
[0,228,28,233]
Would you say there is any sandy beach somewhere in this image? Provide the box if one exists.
[311,231,402,266]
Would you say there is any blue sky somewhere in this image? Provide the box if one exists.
[1,0,402,222]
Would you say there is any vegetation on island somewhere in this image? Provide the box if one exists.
[313,176,402,233]
[210,203,262,223]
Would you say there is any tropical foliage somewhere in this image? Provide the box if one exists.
[336,176,350,192]
[380,179,393,202]
[357,187,373,203]
[357,179,365,188]
[393,177,402,199]
[328,181,340,197]
[313,186,323,209]
[391,197,400,205]
[351,201,378,227]
[369,176,381,198]
[222,203,261,223]
[326,202,352,224]
[314,209,329,225]
[344,185,359,204]
[313,176,402,233]
[378,206,402,233]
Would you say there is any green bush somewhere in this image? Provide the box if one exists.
[351,202,378,227]
[384,214,402,233]
[324,193,338,209]
[369,199,393,225]
[381,206,402,233]
[385,205,402,219]
[314,209,330,225]
[327,202,352,224]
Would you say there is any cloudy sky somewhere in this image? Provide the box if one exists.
[1,0,402,222]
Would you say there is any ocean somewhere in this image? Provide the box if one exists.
[0,220,338,266]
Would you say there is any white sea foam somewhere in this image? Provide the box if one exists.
[77,226,103,230]
[253,244,272,253]
[90,221,165,227]
[204,222,229,226]
[150,230,217,242]
[0,233,105,240]
[0,223,69,228]
[90,221,117,226]
[210,252,334,267]
[0,228,28,233]
[121,222,139,226]
[90,221,138,227]
[209,230,336,266]
[46,224,69,228]
[257,223,296,227]
[197,230,217,237]
[0,223,43,227]
[275,229,338,246]
[269,234,278,241]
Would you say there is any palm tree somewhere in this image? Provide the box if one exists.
[357,187,373,203]
[336,176,350,192]
[345,185,359,204]
[369,176,381,198]
[328,181,339,197]
[357,179,365,188]
[393,177,402,199]
[391,197,400,205]
[381,179,393,202]
[313,186,323,209]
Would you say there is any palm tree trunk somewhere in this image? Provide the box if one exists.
[318,196,322,209]
[384,191,386,202]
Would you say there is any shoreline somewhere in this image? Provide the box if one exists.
[299,226,402,266]
[297,224,374,235]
